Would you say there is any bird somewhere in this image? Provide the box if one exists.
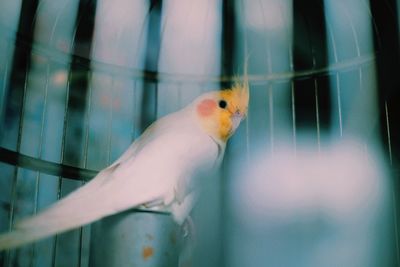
[0,77,249,251]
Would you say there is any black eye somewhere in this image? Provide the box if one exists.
[218,100,227,109]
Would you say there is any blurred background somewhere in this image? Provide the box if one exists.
[0,0,399,266]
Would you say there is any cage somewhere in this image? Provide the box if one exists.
[0,0,399,266]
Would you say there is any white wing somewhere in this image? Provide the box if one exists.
[0,107,220,250]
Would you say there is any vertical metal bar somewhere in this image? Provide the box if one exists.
[292,0,329,145]
[392,190,400,266]
[49,2,82,266]
[53,9,83,262]
[325,23,338,63]
[385,101,399,266]
[77,223,84,267]
[324,1,339,137]
[49,0,71,44]
[258,0,274,154]
[53,60,73,267]
[1,5,39,265]
[238,0,250,165]
[359,66,363,91]
[57,0,97,265]
[83,75,93,169]
[291,81,296,153]
[363,0,382,49]
[79,69,93,267]
[362,1,400,265]
[54,7,82,259]
[77,15,100,258]
[338,2,361,57]
[131,80,137,141]
[107,78,115,165]
[309,2,319,147]
[368,1,400,265]
[30,0,46,31]
[140,0,163,131]
[131,2,150,76]
[220,1,236,266]
[336,74,343,137]
[1,0,39,150]
[258,0,269,72]
[245,92,250,164]
[385,102,393,165]
[35,63,50,212]
[7,66,30,267]
[7,171,19,267]
[271,0,294,72]
[0,54,9,123]
[314,79,321,151]
[83,13,96,166]
[31,62,51,267]
[220,0,236,89]
[268,84,274,154]
[292,0,312,70]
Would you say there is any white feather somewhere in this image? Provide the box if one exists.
[0,104,222,250]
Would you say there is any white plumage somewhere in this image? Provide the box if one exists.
[0,98,224,250]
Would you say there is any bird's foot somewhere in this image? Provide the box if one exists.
[181,215,196,242]
[179,216,196,267]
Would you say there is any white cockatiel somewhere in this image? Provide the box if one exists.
[0,81,249,250]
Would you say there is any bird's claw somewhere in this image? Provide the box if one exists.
[181,216,196,242]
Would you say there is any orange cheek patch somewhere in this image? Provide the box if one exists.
[197,99,217,117]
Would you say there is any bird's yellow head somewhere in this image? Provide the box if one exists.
[194,79,249,142]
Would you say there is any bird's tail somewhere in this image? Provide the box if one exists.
[0,167,121,251]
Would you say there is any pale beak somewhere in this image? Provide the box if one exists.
[231,111,244,132]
